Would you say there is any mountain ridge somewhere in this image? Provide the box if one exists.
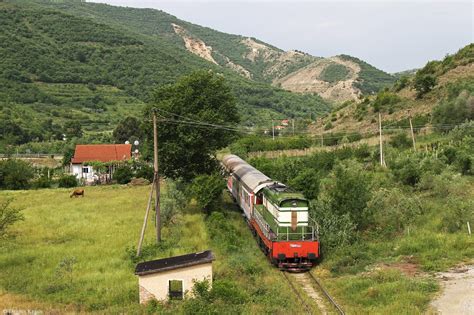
[25,0,396,102]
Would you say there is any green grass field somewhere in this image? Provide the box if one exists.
[0,185,305,313]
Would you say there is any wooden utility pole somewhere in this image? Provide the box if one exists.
[153,113,161,243]
[409,116,416,151]
[137,178,156,256]
[292,119,295,136]
[378,113,386,167]
[272,120,275,141]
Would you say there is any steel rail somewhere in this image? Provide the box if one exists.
[307,272,345,315]
[280,271,315,315]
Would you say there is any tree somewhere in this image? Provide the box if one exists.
[147,71,239,182]
[0,159,34,190]
[413,74,436,98]
[325,160,371,229]
[189,173,224,214]
[64,121,83,139]
[112,116,143,143]
[289,169,320,200]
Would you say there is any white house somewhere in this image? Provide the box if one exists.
[70,144,132,183]
[135,250,215,303]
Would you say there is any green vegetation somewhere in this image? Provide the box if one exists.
[0,1,330,152]
[147,71,239,182]
[339,55,396,94]
[320,63,350,83]
[0,159,34,190]
[0,198,23,236]
[248,124,473,313]
[0,185,307,313]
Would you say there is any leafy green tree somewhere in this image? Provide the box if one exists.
[63,121,83,139]
[289,169,320,200]
[189,173,224,214]
[147,71,239,182]
[325,160,371,229]
[0,159,34,190]
[414,74,437,98]
[112,116,143,143]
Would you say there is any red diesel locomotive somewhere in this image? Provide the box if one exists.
[222,154,320,271]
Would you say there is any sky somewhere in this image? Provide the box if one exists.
[91,0,473,73]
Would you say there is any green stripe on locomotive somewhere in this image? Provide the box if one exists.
[262,187,309,208]
[255,205,312,241]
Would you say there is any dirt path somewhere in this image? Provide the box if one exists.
[430,265,474,315]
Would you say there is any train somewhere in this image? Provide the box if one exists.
[222,154,320,271]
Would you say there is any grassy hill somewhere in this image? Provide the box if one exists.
[0,1,333,151]
[311,44,474,136]
[16,0,395,100]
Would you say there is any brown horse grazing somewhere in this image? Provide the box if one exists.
[70,189,85,198]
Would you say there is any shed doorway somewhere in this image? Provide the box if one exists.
[169,280,183,300]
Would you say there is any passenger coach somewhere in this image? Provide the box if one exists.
[222,154,320,271]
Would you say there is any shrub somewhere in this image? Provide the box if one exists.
[32,176,53,189]
[414,74,437,98]
[113,165,133,184]
[367,188,423,237]
[0,198,24,236]
[311,198,356,251]
[160,180,187,224]
[392,155,422,186]
[189,173,224,213]
[390,132,412,149]
[324,160,371,229]
[0,159,34,190]
[324,122,333,130]
[289,169,320,200]
[58,175,78,188]
[441,198,474,233]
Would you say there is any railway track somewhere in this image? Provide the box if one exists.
[281,271,345,315]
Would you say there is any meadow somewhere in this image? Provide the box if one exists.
[0,185,305,313]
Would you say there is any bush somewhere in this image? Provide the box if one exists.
[289,169,320,200]
[113,165,133,184]
[58,175,78,188]
[325,160,371,229]
[441,198,474,233]
[0,159,34,190]
[367,188,423,237]
[32,176,53,189]
[392,155,422,186]
[189,173,224,213]
[390,132,412,149]
[311,198,356,251]
[0,198,24,236]
[160,180,187,224]
[414,74,437,98]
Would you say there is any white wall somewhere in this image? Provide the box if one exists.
[138,263,213,303]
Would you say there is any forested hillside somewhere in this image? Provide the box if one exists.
[0,1,330,151]
[13,0,396,101]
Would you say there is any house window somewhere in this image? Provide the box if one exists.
[82,167,89,173]
[169,280,183,300]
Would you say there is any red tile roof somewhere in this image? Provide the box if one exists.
[71,144,132,164]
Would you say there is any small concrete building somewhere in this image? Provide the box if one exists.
[135,250,215,303]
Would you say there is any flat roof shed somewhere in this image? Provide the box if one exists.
[135,250,215,303]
